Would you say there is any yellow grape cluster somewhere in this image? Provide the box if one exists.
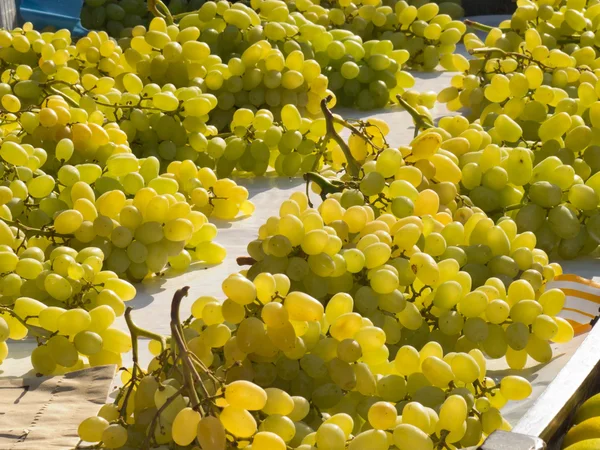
[428,0,600,259]
[73,98,573,447]
[77,264,533,450]
[291,0,465,72]
[81,0,432,114]
[0,244,136,370]
[70,16,338,173]
[249,185,571,366]
[0,22,260,375]
[0,25,259,264]
[473,0,600,55]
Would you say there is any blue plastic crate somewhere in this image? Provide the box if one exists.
[19,0,87,35]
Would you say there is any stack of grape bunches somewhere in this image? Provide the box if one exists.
[0,0,594,449]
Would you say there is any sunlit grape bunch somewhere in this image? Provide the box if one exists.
[0,24,263,278]
[0,244,136,373]
[431,9,600,260]
[118,6,336,123]
[77,0,440,116]
[465,0,600,56]
[0,121,236,280]
[323,37,418,109]
[246,180,571,366]
[0,20,261,376]
[77,282,533,450]
[286,0,465,71]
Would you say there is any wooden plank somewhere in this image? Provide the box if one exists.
[513,323,600,447]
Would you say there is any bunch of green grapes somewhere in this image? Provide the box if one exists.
[322,36,416,109]
[466,0,600,57]
[246,181,571,365]
[80,0,203,37]
[0,244,136,373]
[73,14,334,146]
[313,112,464,219]
[431,20,600,259]
[187,0,443,109]
[0,22,265,374]
[221,104,571,369]
[77,0,466,120]
[101,2,428,116]
[0,25,262,278]
[285,0,465,71]
[119,8,334,124]
[181,105,326,178]
[0,106,234,280]
[459,140,600,260]
[80,0,150,36]
[19,296,131,376]
[76,276,532,450]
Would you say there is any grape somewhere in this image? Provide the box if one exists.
[263,388,295,416]
[439,395,468,432]
[252,431,286,450]
[368,401,397,430]
[225,380,267,410]
[74,331,103,356]
[197,415,227,450]
[219,406,257,438]
[78,416,109,443]
[316,423,346,449]
[31,345,57,375]
[101,424,128,449]
[172,407,201,446]
[500,376,533,401]
[284,292,324,322]
[349,429,389,450]
[393,424,434,450]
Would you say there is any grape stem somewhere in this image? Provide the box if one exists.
[320,97,360,178]
[157,1,174,24]
[3,219,72,241]
[147,0,163,19]
[148,0,174,24]
[303,172,346,203]
[463,19,504,33]
[119,308,142,417]
[92,100,166,113]
[557,36,588,45]
[45,86,79,108]
[469,47,550,71]
[310,136,329,173]
[473,378,500,397]
[0,306,47,338]
[395,95,433,137]
[170,287,209,412]
[236,256,256,266]
[332,117,386,153]
[119,307,168,418]
[124,307,167,353]
[488,202,526,216]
